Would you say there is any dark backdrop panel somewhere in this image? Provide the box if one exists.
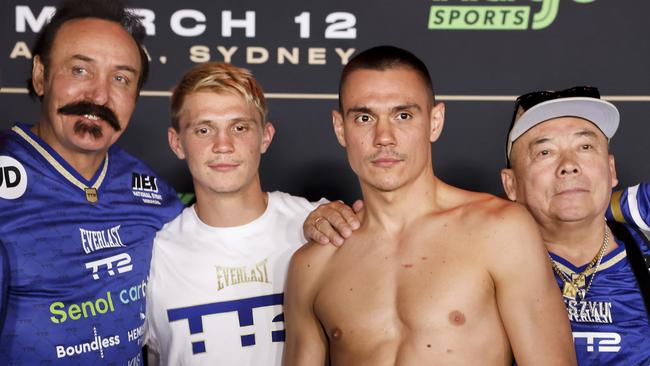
[1,0,649,203]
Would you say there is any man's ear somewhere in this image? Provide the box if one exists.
[429,102,445,142]
[332,109,347,147]
[608,154,618,188]
[167,127,186,160]
[32,55,45,96]
[260,121,276,154]
[500,168,518,201]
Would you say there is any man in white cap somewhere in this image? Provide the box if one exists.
[500,86,650,365]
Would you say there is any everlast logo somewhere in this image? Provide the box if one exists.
[0,156,27,199]
[216,259,271,291]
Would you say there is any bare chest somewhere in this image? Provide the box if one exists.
[313,234,501,355]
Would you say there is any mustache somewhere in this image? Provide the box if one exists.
[367,149,407,161]
[57,101,121,131]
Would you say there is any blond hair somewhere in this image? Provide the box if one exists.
[170,62,267,130]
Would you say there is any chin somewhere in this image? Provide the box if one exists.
[553,209,594,222]
[72,131,116,147]
[206,181,248,194]
[73,141,112,153]
[368,179,404,193]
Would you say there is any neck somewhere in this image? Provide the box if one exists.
[360,170,442,236]
[193,180,268,228]
[31,123,107,180]
[541,217,615,266]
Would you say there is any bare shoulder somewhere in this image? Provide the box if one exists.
[444,191,550,278]
[455,191,536,229]
[291,240,337,269]
[287,241,338,289]
[450,190,542,251]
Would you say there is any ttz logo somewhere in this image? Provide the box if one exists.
[85,252,133,280]
[0,156,27,199]
[573,332,621,353]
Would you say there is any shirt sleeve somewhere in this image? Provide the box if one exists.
[311,197,330,209]
[143,266,159,354]
[607,183,650,234]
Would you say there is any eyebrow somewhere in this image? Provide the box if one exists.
[71,54,138,75]
[71,54,93,63]
[345,106,372,118]
[530,137,551,147]
[529,129,599,148]
[230,117,257,123]
[392,104,421,113]
[573,130,598,139]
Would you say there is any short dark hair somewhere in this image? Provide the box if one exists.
[27,0,149,98]
[338,45,435,110]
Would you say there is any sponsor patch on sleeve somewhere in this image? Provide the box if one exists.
[0,155,27,199]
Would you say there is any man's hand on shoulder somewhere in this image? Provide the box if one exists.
[303,200,363,246]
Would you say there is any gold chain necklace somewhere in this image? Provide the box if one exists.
[549,227,610,302]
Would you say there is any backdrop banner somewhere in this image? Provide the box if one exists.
[2,0,648,202]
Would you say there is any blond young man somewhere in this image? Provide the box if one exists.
[145,62,327,365]
[284,46,576,366]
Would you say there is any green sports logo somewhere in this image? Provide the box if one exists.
[428,0,596,31]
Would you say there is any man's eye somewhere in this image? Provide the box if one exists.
[397,112,411,120]
[581,144,593,150]
[233,124,248,133]
[72,66,87,76]
[355,115,372,123]
[114,74,129,84]
[196,127,210,135]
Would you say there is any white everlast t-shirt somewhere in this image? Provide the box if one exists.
[146,191,317,365]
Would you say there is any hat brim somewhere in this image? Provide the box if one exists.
[507,97,620,158]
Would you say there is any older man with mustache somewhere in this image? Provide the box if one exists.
[0,0,183,364]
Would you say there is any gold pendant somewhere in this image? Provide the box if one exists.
[85,188,98,203]
[570,273,586,288]
[562,282,578,300]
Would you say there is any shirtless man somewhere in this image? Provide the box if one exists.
[284,46,576,365]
